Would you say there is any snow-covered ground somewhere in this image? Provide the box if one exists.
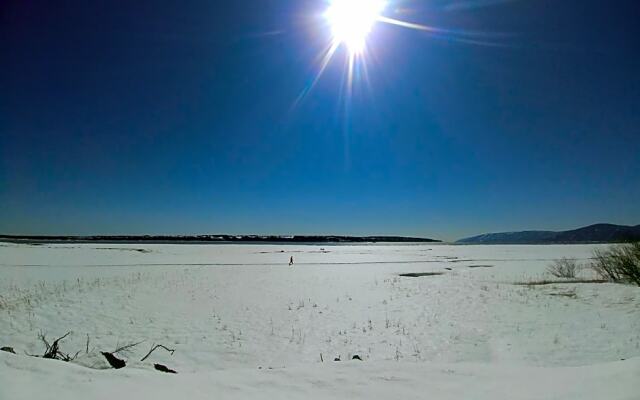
[1,242,639,399]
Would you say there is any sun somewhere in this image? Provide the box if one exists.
[294,0,439,106]
[325,0,386,54]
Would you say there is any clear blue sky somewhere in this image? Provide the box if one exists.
[1,0,639,241]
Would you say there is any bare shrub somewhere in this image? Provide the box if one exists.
[513,279,605,286]
[591,242,640,286]
[547,258,579,278]
[30,331,80,361]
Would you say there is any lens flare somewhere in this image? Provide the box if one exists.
[293,0,506,110]
[325,0,386,54]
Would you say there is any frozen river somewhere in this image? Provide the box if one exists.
[1,242,639,399]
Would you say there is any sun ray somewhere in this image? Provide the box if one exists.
[293,0,511,110]
[292,39,341,109]
[376,16,437,32]
[358,49,373,95]
[346,52,356,97]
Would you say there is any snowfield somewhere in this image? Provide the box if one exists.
[1,242,639,399]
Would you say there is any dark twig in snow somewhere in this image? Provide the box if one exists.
[140,344,175,362]
[113,340,144,354]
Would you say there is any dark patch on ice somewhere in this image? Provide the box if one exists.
[399,272,445,277]
[16,245,152,253]
[256,250,304,254]
[94,247,151,253]
[468,265,494,268]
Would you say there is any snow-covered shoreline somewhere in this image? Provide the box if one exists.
[1,242,639,399]
[3,352,639,400]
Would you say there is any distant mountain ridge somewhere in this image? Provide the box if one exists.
[457,223,640,244]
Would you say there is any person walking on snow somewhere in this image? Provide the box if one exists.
[289,256,294,266]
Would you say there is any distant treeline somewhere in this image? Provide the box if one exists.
[0,234,440,244]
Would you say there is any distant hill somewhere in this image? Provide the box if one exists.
[456,223,640,244]
[0,234,440,244]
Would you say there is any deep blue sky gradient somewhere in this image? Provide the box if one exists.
[1,0,639,240]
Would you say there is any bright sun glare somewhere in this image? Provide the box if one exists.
[325,0,386,54]
[295,0,437,105]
